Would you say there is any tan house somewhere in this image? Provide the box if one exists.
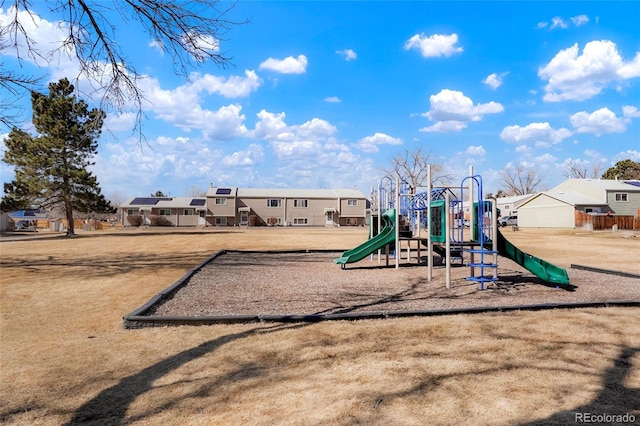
[206,187,368,227]
[120,197,207,227]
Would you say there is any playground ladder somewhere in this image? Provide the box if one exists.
[465,247,499,290]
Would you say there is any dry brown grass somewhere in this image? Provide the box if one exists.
[1,227,639,425]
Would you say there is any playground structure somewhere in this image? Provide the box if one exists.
[335,166,570,289]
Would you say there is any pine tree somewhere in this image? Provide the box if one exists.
[2,78,113,236]
[602,159,640,180]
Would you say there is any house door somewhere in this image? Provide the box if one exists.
[325,211,333,226]
[198,211,205,225]
[240,211,249,225]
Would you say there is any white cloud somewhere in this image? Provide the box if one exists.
[252,110,292,141]
[619,52,640,79]
[623,106,640,118]
[149,40,164,55]
[336,49,357,61]
[298,118,337,140]
[198,104,249,141]
[419,89,503,132]
[222,144,264,166]
[535,153,557,163]
[104,112,138,132]
[145,73,249,140]
[550,17,569,29]
[614,150,640,162]
[0,7,71,65]
[193,70,262,98]
[134,73,258,139]
[324,96,341,103]
[93,135,225,195]
[570,108,627,136]
[355,132,402,153]
[252,111,337,143]
[420,121,467,133]
[483,72,508,90]
[500,122,572,145]
[539,40,640,102]
[259,55,308,74]
[271,140,321,159]
[404,33,463,58]
[251,111,341,161]
[571,15,589,26]
[465,145,486,156]
[538,15,589,30]
[182,31,220,57]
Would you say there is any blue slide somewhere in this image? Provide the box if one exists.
[334,209,397,266]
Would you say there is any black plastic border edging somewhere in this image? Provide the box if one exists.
[571,264,640,279]
[124,301,640,328]
[123,250,640,329]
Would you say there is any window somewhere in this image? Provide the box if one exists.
[615,193,629,202]
[159,209,171,216]
[294,199,308,208]
[215,198,227,205]
[293,217,308,225]
[127,209,138,215]
[267,199,282,208]
[183,209,194,215]
[504,205,510,209]
[347,199,358,206]
[215,217,227,225]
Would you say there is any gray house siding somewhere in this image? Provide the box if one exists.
[607,191,640,216]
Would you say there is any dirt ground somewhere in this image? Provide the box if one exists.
[149,249,639,320]
[1,226,639,425]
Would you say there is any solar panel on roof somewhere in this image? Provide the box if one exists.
[190,199,206,206]
[216,188,232,195]
[130,197,161,205]
[624,181,640,187]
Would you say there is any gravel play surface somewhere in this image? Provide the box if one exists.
[150,251,640,317]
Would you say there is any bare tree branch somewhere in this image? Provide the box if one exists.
[0,0,247,137]
[381,147,452,191]
[499,165,543,196]
[563,159,604,179]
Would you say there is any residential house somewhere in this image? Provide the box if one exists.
[120,197,207,227]
[206,187,368,227]
[495,194,536,218]
[517,179,640,228]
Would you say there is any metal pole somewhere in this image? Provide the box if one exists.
[377,184,382,263]
[395,175,400,269]
[427,165,432,282]
[468,165,475,277]
[445,191,451,289]
[492,196,498,280]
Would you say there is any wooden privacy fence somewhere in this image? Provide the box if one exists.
[575,211,639,230]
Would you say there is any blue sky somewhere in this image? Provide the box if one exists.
[1,1,639,201]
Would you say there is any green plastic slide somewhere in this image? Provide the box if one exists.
[334,209,397,266]
[496,229,570,285]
